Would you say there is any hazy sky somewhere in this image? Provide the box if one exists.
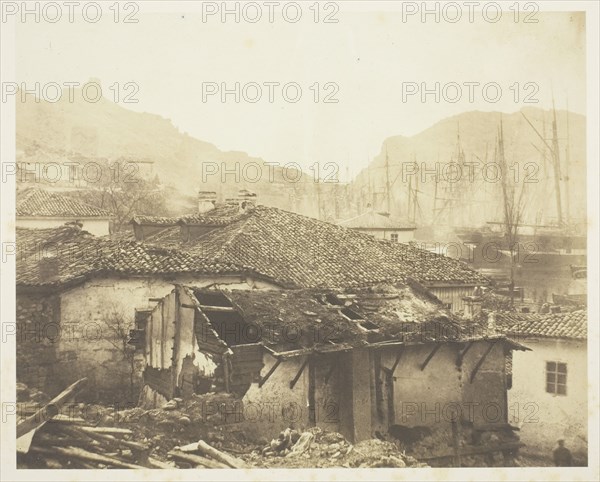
[15,2,587,177]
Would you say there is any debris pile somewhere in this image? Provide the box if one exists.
[249,427,428,468]
[17,379,171,469]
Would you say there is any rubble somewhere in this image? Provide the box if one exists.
[251,427,428,468]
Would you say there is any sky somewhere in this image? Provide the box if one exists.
[15,1,587,179]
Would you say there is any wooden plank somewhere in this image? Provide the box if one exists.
[420,344,442,371]
[29,445,147,469]
[168,449,228,469]
[199,305,235,312]
[196,440,248,468]
[79,426,134,435]
[289,357,309,389]
[470,341,498,383]
[17,378,88,440]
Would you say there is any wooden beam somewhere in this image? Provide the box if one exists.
[259,358,282,388]
[470,341,498,383]
[456,341,474,367]
[17,378,87,440]
[420,344,442,371]
[181,303,197,309]
[289,357,309,389]
[149,297,163,302]
[199,305,235,312]
[324,359,338,385]
[390,349,403,375]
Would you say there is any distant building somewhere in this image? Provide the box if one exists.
[16,188,112,236]
[339,210,416,243]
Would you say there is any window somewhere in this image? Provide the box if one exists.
[390,233,399,242]
[546,361,567,395]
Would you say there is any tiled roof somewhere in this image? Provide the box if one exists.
[503,309,587,340]
[182,205,487,288]
[339,210,417,230]
[16,226,262,288]
[17,204,488,289]
[16,188,112,218]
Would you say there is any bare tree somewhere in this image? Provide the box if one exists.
[496,121,528,306]
[100,306,138,400]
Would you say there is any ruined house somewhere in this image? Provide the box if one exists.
[136,283,528,443]
[16,188,112,236]
[16,192,489,402]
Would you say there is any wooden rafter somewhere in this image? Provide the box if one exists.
[324,359,338,385]
[456,341,474,367]
[259,358,282,388]
[470,341,497,383]
[390,349,403,375]
[420,344,442,371]
[289,358,309,389]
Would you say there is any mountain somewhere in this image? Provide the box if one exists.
[349,107,586,229]
[17,87,586,228]
[16,83,325,216]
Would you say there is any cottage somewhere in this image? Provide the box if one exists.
[137,283,528,444]
[16,188,112,236]
[339,209,417,243]
[503,309,587,462]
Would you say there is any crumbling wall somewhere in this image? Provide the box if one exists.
[16,292,61,396]
[241,355,311,440]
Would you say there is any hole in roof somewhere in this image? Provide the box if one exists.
[360,320,379,331]
[325,293,345,306]
[341,307,364,321]
[194,290,233,307]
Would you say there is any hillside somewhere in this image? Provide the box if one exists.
[17,87,586,227]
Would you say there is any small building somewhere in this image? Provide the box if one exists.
[502,309,588,463]
[339,209,417,243]
[137,283,528,445]
[16,188,112,236]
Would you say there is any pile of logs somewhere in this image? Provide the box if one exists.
[17,377,248,470]
[17,378,172,469]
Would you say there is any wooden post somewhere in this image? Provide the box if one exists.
[451,419,461,467]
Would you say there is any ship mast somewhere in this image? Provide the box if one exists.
[384,144,392,214]
[551,100,564,225]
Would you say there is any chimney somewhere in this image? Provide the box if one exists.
[487,311,497,335]
[39,255,60,282]
[226,189,257,211]
[462,295,482,321]
[198,191,217,214]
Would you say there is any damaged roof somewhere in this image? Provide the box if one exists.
[190,283,497,354]
[16,226,265,289]
[17,188,112,218]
